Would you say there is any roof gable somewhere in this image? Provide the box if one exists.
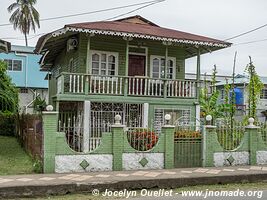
[115,15,159,27]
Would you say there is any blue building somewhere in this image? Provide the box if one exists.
[0,45,48,113]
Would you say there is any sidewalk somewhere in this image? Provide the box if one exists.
[1,165,267,198]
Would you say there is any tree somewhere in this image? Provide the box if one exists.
[246,56,263,119]
[8,0,40,46]
[0,61,19,113]
[200,66,228,122]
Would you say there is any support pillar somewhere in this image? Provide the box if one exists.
[83,101,91,153]
[163,125,175,169]
[143,103,149,128]
[196,48,201,99]
[43,110,58,173]
[111,115,125,171]
[245,118,260,165]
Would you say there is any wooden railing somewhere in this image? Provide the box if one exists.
[56,73,197,98]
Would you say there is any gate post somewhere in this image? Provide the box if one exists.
[245,118,260,165]
[42,106,58,173]
[163,114,175,169]
[202,115,217,167]
[111,115,125,171]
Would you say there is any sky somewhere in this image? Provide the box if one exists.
[0,0,267,76]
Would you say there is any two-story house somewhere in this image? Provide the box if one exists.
[0,45,48,113]
[35,15,230,151]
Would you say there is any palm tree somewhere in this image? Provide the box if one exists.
[8,0,40,46]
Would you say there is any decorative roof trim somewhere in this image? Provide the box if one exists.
[48,26,229,48]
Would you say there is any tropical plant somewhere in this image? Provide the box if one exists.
[245,56,264,119]
[200,66,230,121]
[7,0,40,46]
[33,96,46,112]
[0,61,18,113]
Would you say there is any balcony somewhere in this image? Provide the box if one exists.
[56,73,198,99]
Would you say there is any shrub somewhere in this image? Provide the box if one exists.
[0,112,17,136]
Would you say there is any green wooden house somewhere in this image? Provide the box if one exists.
[35,15,230,152]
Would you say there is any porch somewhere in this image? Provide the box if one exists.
[56,72,198,98]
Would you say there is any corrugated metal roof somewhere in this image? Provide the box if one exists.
[216,75,267,86]
[11,45,35,53]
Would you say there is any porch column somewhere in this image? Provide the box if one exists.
[143,103,149,128]
[125,39,129,76]
[196,48,201,99]
[85,34,94,74]
[83,100,91,153]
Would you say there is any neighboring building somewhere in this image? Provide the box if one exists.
[35,15,230,150]
[216,74,267,121]
[0,45,48,113]
[0,39,11,53]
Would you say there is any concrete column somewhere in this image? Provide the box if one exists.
[202,125,217,167]
[196,48,201,99]
[245,118,260,165]
[162,124,175,169]
[143,103,149,128]
[43,110,58,173]
[111,115,125,171]
[83,100,91,153]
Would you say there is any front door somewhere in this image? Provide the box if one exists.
[128,55,146,76]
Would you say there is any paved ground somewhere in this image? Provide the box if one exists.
[1,165,267,198]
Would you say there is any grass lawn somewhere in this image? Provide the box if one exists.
[0,136,34,175]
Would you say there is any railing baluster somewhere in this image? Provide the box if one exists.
[175,81,178,97]
[77,75,80,93]
[148,79,151,95]
[107,77,110,94]
[94,76,97,93]
[81,75,84,93]
[115,77,118,94]
[136,78,139,95]
[132,78,135,95]
[111,77,114,94]
[73,75,76,93]
[98,77,101,94]
[119,77,122,95]
[151,80,154,96]
[69,74,72,93]
[128,77,131,95]
[140,78,143,95]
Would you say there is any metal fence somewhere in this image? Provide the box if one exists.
[173,121,202,168]
[256,122,267,144]
[216,120,245,150]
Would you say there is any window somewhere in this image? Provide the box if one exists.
[151,56,175,79]
[4,59,22,71]
[261,88,267,99]
[90,51,118,76]
[221,89,225,100]
[20,88,28,93]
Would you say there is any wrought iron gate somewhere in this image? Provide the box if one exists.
[174,118,202,168]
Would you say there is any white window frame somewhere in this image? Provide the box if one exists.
[89,50,119,76]
[3,59,23,72]
[261,88,267,99]
[150,55,176,79]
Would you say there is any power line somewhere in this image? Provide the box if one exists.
[225,23,267,41]
[233,38,267,46]
[0,0,164,27]
[1,0,164,41]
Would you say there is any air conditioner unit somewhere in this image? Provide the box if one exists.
[67,37,78,52]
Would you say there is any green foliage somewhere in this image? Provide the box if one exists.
[33,96,47,112]
[245,57,264,119]
[200,67,231,121]
[0,61,19,113]
[7,0,40,46]
[33,158,42,173]
[0,112,17,136]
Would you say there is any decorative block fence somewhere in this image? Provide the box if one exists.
[42,111,267,173]
[202,118,267,167]
[42,111,175,173]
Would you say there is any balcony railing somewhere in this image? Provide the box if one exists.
[56,73,197,98]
